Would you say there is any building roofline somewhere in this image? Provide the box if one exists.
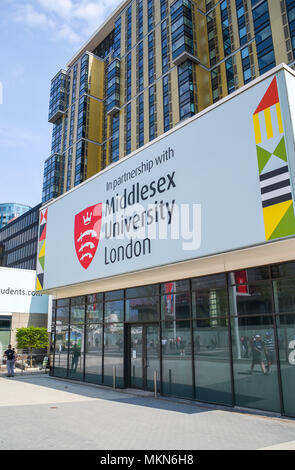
[0,203,42,233]
[50,69,68,83]
[0,203,32,208]
[66,0,129,69]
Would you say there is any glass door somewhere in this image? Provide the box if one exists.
[130,326,143,388]
[145,324,160,392]
[129,324,160,391]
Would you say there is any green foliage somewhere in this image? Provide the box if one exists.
[16,327,48,350]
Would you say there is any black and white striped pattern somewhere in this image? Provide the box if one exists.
[260,166,292,208]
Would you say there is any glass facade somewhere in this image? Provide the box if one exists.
[178,60,195,120]
[42,153,65,202]
[171,0,195,61]
[0,316,11,353]
[221,1,231,57]
[252,0,275,75]
[137,93,144,148]
[286,0,295,57]
[236,0,247,47]
[74,139,87,187]
[106,59,121,114]
[0,204,41,270]
[0,203,31,230]
[51,260,295,417]
[48,70,68,123]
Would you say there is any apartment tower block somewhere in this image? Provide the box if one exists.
[42,0,295,203]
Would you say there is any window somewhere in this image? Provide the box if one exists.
[252,0,275,74]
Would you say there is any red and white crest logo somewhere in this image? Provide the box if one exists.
[74,204,102,270]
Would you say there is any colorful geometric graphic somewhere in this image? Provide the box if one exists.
[253,76,295,240]
[36,208,48,291]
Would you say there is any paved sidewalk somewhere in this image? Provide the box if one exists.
[0,375,294,450]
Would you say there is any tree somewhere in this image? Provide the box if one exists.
[16,327,48,368]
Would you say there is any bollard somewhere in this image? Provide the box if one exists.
[113,366,116,389]
[154,370,157,398]
[169,369,172,391]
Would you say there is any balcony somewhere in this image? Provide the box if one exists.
[48,70,68,123]
[106,59,121,116]
[170,0,199,66]
[173,50,200,66]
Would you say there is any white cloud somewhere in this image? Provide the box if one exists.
[12,0,123,45]
[56,23,81,44]
[15,4,50,29]
[38,0,73,18]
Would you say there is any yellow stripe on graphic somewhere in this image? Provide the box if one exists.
[253,113,261,144]
[39,241,46,258]
[36,277,43,292]
[263,200,292,240]
[276,102,284,134]
[264,107,273,139]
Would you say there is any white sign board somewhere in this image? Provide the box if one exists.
[37,67,295,292]
[0,268,49,314]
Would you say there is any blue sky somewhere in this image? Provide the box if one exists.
[0,0,122,208]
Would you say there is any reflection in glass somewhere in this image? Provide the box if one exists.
[130,325,160,391]
[228,272,272,316]
[71,296,85,305]
[161,280,189,294]
[126,284,158,299]
[68,325,84,380]
[52,301,56,324]
[105,290,124,301]
[231,315,280,412]
[146,325,160,392]
[56,306,70,325]
[228,266,269,284]
[105,301,124,323]
[57,299,70,308]
[87,294,103,304]
[85,323,103,384]
[191,273,226,291]
[162,320,193,398]
[271,261,295,279]
[161,293,190,321]
[70,304,85,324]
[276,314,295,417]
[126,297,159,322]
[54,326,69,377]
[193,319,232,405]
[104,323,124,387]
[273,279,295,314]
[192,286,227,319]
[86,301,103,322]
[130,326,143,388]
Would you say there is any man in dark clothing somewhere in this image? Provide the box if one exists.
[250,335,266,375]
[71,343,81,372]
[4,345,15,377]
[264,332,276,373]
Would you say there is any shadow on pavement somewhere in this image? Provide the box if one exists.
[6,374,212,415]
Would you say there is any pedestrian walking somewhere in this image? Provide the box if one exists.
[264,332,275,373]
[4,344,15,377]
[241,336,249,358]
[250,335,267,375]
